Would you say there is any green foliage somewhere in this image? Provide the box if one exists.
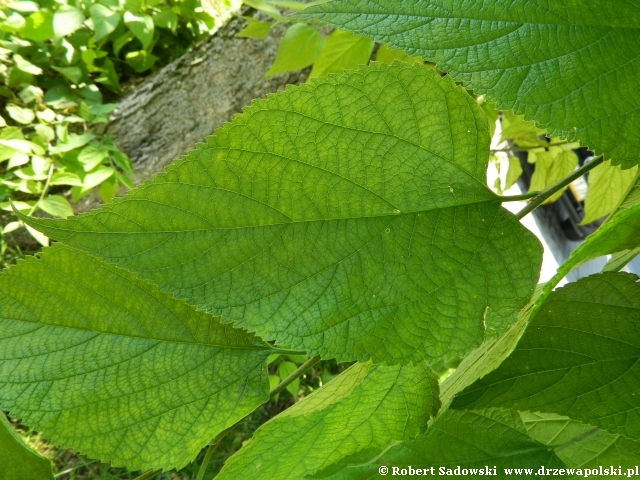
[18,62,542,365]
[522,412,640,470]
[316,409,565,479]
[297,0,640,169]
[0,0,229,252]
[3,1,640,476]
[0,244,272,471]
[528,149,578,204]
[217,362,439,479]
[0,413,53,480]
[581,161,639,225]
[265,23,325,76]
[308,30,373,79]
[452,273,640,440]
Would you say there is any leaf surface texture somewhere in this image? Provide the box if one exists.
[217,361,439,480]
[0,245,270,471]
[297,0,640,168]
[21,63,542,364]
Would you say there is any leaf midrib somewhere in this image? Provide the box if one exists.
[41,198,501,236]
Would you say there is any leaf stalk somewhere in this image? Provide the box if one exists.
[516,155,604,220]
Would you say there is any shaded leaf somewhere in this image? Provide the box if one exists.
[521,412,640,473]
[452,273,640,440]
[376,44,422,65]
[316,409,563,479]
[0,245,271,471]
[0,413,53,480]
[217,361,439,480]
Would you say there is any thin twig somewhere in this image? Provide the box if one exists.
[270,356,321,398]
[516,155,604,220]
[27,163,55,216]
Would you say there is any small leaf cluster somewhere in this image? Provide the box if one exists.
[0,0,229,257]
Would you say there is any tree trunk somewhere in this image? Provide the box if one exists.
[106,12,308,185]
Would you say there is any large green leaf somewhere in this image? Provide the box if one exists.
[0,413,53,480]
[217,361,439,480]
[297,0,640,169]
[0,245,271,471]
[451,273,640,440]
[20,63,542,365]
[312,409,564,479]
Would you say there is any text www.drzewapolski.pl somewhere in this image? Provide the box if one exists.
[377,466,640,476]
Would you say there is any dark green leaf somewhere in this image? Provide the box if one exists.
[297,0,640,168]
[452,273,640,440]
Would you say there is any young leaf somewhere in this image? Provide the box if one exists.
[0,413,53,480]
[297,0,640,169]
[504,157,523,191]
[19,63,542,365]
[309,30,374,79]
[5,104,35,125]
[50,171,83,187]
[236,17,271,40]
[217,361,439,480]
[124,12,155,50]
[0,245,271,471]
[548,178,640,281]
[316,409,563,478]
[581,161,639,225]
[376,44,422,65]
[89,4,120,41]
[265,23,325,77]
[38,195,73,218]
[52,5,85,39]
[451,273,640,440]
[528,149,578,204]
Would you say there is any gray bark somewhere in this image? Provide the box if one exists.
[106,12,308,185]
